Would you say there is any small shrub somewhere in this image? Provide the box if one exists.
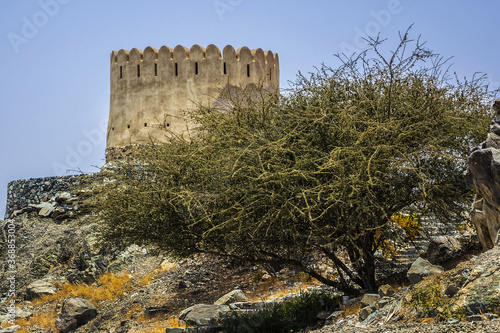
[297,272,313,283]
[411,284,446,317]
[223,291,340,333]
[252,270,264,283]
[487,297,500,316]
[410,284,467,321]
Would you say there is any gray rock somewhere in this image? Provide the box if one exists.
[165,329,186,333]
[326,310,344,321]
[56,192,73,202]
[467,313,498,322]
[427,236,462,264]
[214,289,248,305]
[316,311,331,320]
[454,246,500,315]
[447,317,460,324]
[358,306,373,321]
[445,284,460,297]
[0,326,21,333]
[51,207,67,218]
[378,284,395,297]
[378,297,393,308]
[466,145,500,249]
[360,293,380,308]
[35,202,57,217]
[179,304,231,327]
[14,307,32,319]
[26,278,58,300]
[228,301,265,310]
[407,257,444,284]
[467,314,485,322]
[55,297,98,333]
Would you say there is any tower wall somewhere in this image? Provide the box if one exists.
[107,44,279,148]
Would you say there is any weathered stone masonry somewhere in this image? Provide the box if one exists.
[107,44,279,148]
[4,175,90,219]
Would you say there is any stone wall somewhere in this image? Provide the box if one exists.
[4,174,93,219]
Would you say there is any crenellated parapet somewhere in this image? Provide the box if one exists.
[107,44,279,148]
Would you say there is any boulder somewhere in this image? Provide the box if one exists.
[360,293,380,308]
[214,290,248,305]
[179,304,231,327]
[466,313,498,322]
[56,192,73,203]
[0,326,21,333]
[55,298,98,333]
[454,246,500,314]
[358,306,373,321]
[14,307,32,319]
[426,236,462,264]
[407,257,444,284]
[31,202,57,217]
[378,284,394,298]
[465,101,500,250]
[228,301,265,310]
[25,279,58,300]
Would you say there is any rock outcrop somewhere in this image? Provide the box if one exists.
[55,297,98,333]
[407,257,444,285]
[466,99,500,249]
[453,245,500,314]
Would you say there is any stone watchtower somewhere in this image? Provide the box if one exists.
[106,44,279,152]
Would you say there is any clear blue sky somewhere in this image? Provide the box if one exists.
[1,0,499,218]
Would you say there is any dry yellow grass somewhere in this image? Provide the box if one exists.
[137,261,178,287]
[14,311,58,332]
[129,315,183,333]
[165,316,185,328]
[32,271,132,306]
[138,271,155,286]
[126,303,143,320]
[249,275,324,302]
[159,260,179,272]
[129,321,166,333]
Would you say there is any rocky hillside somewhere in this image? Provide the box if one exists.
[2,100,500,333]
[0,205,340,332]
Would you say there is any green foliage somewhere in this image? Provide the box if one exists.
[411,285,447,317]
[410,284,467,321]
[94,28,496,293]
[222,291,340,333]
[486,297,500,316]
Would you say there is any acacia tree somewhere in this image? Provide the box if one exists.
[95,30,495,293]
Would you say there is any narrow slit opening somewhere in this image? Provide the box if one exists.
[120,66,122,79]
[155,63,158,76]
[223,62,227,75]
[195,62,199,75]
[247,64,250,77]
[137,65,141,77]
[127,125,130,129]
[175,63,178,76]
